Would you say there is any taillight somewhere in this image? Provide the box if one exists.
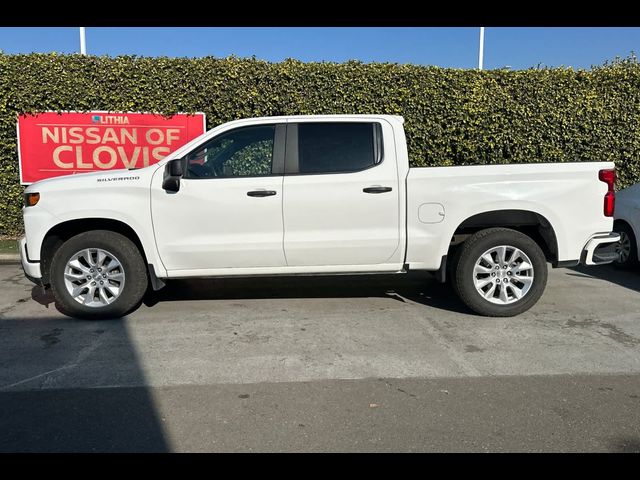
[598,169,615,217]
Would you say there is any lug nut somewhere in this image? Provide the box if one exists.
[102,274,106,278]
[100,281,104,285]
[495,266,500,270]
[91,281,96,286]
[503,265,507,269]
[507,271,512,276]
[90,269,94,273]
[97,268,102,272]
[496,279,501,283]
[86,275,91,279]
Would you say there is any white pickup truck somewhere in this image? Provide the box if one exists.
[20,114,620,319]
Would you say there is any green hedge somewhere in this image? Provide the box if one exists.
[1,53,640,236]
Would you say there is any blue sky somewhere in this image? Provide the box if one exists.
[0,27,638,70]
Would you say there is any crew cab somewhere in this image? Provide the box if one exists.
[20,115,620,319]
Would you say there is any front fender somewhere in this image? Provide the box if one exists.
[45,210,167,278]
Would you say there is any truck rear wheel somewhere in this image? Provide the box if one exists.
[452,228,548,317]
[50,230,148,319]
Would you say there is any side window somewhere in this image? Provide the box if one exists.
[185,125,275,178]
[297,122,381,174]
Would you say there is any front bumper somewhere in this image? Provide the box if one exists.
[581,233,621,266]
[19,237,42,285]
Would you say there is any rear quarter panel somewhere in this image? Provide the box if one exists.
[406,162,615,269]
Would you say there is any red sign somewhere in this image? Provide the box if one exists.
[17,111,206,184]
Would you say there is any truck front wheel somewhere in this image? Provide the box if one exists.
[50,230,148,319]
[452,228,548,317]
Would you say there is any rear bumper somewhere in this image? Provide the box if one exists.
[19,237,42,285]
[581,233,621,266]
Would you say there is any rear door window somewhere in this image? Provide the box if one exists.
[297,122,381,174]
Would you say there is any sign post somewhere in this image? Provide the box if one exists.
[478,27,485,71]
[79,27,86,55]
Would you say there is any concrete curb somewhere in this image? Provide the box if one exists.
[0,254,20,264]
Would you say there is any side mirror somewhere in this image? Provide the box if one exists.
[163,159,183,192]
[169,158,183,177]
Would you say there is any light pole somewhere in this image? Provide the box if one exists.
[478,27,485,70]
[79,27,86,55]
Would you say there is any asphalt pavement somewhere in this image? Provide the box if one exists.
[1,263,639,452]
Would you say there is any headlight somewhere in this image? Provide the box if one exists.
[24,192,40,207]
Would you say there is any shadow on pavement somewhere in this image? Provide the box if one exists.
[0,314,169,452]
[7,270,473,452]
[608,436,640,453]
[567,264,640,293]
[0,386,168,452]
[141,272,472,315]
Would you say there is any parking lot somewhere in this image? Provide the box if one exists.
[0,262,639,452]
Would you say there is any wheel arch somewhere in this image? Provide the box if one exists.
[614,218,638,239]
[40,218,149,285]
[450,209,559,265]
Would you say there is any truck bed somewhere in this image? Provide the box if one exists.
[405,162,615,270]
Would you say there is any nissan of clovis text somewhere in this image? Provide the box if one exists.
[19,115,620,319]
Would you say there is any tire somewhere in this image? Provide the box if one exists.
[613,222,639,269]
[452,228,548,317]
[50,230,148,319]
